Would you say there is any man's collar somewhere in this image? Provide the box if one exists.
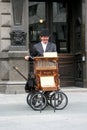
[41,42,48,44]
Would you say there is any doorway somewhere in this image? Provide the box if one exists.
[29,1,68,53]
[28,0,83,87]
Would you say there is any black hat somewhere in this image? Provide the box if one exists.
[40,28,50,37]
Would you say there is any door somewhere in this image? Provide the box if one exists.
[28,0,83,87]
[72,0,83,87]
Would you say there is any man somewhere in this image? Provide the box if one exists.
[25,28,57,60]
[24,28,57,92]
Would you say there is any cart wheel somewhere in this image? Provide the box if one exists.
[44,91,55,106]
[50,91,68,110]
[26,92,34,106]
[30,92,47,111]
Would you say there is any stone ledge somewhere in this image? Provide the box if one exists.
[0,81,26,94]
[8,49,29,58]
[0,81,26,85]
[9,46,28,51]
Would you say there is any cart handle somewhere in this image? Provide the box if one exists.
[13,66,28,81]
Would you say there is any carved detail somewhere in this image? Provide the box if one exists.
[10,30,26,46]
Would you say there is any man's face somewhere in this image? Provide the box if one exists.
[40,36,49,44]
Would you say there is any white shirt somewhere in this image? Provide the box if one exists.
[41,42,48,52]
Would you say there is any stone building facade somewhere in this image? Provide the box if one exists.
[0,0,87,93]
[0,0,29,93]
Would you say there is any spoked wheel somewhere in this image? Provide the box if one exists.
[50,91,68,110]
[26,92,34,106]
[30,92,47,111]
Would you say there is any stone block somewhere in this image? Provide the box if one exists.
[0,85,6,93]
[5,82,26,94]
[0,52,8,58]
[1,14,11,26]
[0,39,11,51]
[1,27,11,38]
[0,2,11,14]
[1,61,9,80]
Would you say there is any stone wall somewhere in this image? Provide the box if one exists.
[83,0,87,87]
[0,1,11,52]
[0,0,29,93]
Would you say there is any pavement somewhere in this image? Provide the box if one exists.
[0,87,87,130]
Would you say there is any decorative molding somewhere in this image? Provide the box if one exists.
[10,29,27,46]
[11,0,24,25]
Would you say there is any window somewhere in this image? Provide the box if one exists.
[29,4,38,17]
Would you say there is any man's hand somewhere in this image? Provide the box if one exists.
[24,56,29,61]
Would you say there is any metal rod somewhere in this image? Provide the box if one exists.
[13,66,28,80]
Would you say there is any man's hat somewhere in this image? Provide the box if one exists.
[40,28,50,37]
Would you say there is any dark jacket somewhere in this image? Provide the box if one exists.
[30,42,57,57]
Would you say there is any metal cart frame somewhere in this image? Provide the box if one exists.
[14,56,68,112]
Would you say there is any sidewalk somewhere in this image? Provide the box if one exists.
[61,87,87,92]
[0,88,87,130]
